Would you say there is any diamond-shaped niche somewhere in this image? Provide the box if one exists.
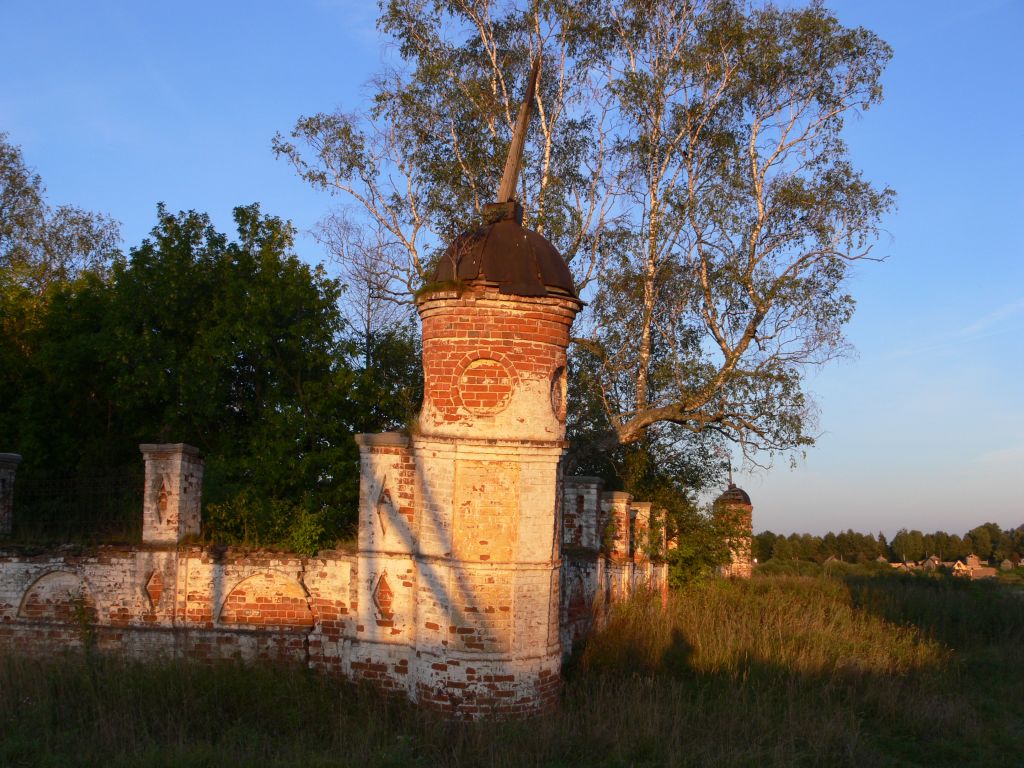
[372,572,394,621]
[145,570,164,610]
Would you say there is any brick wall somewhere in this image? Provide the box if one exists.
[559,484,669,656]
[0,277,670,720]
[417,285,578,442]
[0,462,667,718]
[0,544,356,664]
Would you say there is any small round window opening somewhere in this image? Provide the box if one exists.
[457,358,515,415]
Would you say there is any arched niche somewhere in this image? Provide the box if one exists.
[18,570,97,623]
[218,571,314,629]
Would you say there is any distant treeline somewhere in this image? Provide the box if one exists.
[755,522,1024,565]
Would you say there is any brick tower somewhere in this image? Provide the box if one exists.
[353,58,582,717]
[412,52,585,707]
[409,193,581,714]
[713,484,754,579]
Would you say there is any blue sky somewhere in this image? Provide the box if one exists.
[2,1,1022,537]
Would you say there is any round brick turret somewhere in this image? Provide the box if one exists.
[407,201,582,717]
[418,200,581,441]
[713,483,753,579]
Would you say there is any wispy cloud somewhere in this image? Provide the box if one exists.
[957,297,1024,337]
[971,443,1024,467]
[884,296,1024,360]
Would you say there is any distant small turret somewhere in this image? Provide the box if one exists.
[713,483,753,579]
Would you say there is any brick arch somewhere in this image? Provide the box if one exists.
[453,350,519,415]
[17,570,97,623]
[219,571,314,629]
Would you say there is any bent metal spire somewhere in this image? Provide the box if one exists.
[432,55,576,299]
[497,55,541,204]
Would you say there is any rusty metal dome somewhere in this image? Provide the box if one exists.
[715,483,752,506]
[432,201,576,298]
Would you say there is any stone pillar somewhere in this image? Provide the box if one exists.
[139,444,204,544]
[600,491,632,603]
[601,491,633,564]
[353,431,418,690]
[631,502,651,564]
[631,501,652,592]
[652,506,668,559]
[0,453,22,537]
[562,476,603,551]
[651,506,670,609]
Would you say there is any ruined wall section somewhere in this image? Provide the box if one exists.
[713,486,754,580]
[0,544,359,664]
[559,483,669,656]
[0,444,362,667]
[2,428,671,723]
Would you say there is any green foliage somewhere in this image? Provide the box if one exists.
[890,527,926,562]
[759,522,1024,566]
[0,132,120,298]
[566,342,728,583]
[1,203,421,552]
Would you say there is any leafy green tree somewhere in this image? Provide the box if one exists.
[277,0,894,466]
[1,133,121,454]
[944,534,965,561]
[565,341,727,583]
[2,204,420,551]
[966,524,996,561]
[753,530,777,563]
[993,531,1015,563]
[821,531,838,559]
[890,528,925,563]
[0,132,119,299]
[792,533,821,561]
[771,536,795,561]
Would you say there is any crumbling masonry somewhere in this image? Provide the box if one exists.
[0,202,676,718]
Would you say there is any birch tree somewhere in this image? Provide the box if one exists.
[276,0,893,462]
[274,0,613,297]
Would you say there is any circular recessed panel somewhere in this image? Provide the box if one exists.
[457,358,515,415]
[550,365,567,422]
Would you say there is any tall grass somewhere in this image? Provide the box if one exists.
[577,576,951,679]
[2,572,1022,767]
